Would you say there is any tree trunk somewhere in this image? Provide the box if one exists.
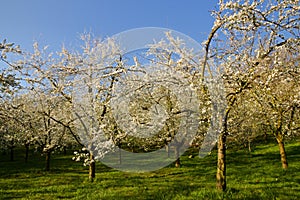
[216,134,226,191]
[45,151,50,171]
[174,144,180,168]
[63,146,67,155]
[276,136,288,169]
[248,139,252,153]
[25,143,29,163]
[10,147,14,161]
[263,130,268,142]
[89,153,95,182]
[166,144,170,158]
[119,147,122,165]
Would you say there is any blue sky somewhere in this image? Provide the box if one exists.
[1,0,218,52]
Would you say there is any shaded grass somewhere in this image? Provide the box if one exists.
[0,140,299,200]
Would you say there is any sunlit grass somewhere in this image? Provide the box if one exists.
[0,139,299,199]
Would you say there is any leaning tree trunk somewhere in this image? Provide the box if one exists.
[216,95,233,192]
[89,153,95,182]
[275,134,288,169]
[216,133,227,191]
[45,151,51,171]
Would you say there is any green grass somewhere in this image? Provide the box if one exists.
[0,140,299,200]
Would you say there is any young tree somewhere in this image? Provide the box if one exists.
[251,45,300,169]
[227,91,262,152]
[68,34,123,181]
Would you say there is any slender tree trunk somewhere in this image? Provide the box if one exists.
[174,144,180,168]
[276,135,288,169]
[248,139,252,153]
[63,146,67,155]
[89,153,95,182]
[10,147,14,161]
[9,139,15,161]
[119,147,122,165]
[216,134,226,191]
[45,151,51,171]
[264,132,268,142]
[25,143,29,163]
[166,144,170,158]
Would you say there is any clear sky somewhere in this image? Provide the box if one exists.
[1,0,218,52]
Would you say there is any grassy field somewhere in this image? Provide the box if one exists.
[0,140,299,200]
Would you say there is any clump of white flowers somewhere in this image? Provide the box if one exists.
[72,147,91,166]
[72,134,116,166]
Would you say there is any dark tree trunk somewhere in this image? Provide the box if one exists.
[25,143,29,163]
[89,153,95,182]
[45,151,51,171]
[63,146,67,155]
[276,135,288,169]
[10,147,14,161]
[264,132,268,142]
[9,139,15,161]
[216,134,226,191]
